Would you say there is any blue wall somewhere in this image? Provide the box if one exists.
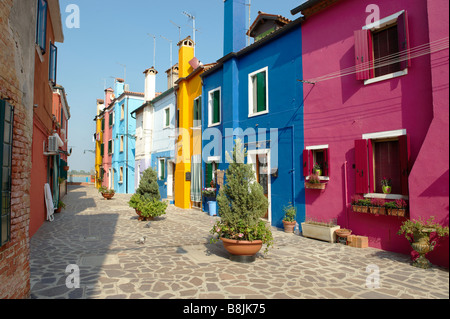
[202,23,305,228]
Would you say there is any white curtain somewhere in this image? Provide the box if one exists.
[190,154,202,202]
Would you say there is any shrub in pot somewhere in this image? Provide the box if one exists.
[282,203,297,233]
[210,139,273,257]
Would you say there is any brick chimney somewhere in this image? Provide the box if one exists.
[166,64,179,89]
[104,87,114,106]
[115,78,125,97]
[143,67,158,101]
[224,0,247,56]
[178,36,195,78]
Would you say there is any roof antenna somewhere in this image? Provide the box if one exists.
[182,11,196,55]
[147,33,157,68]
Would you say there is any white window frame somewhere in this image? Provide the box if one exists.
[158,158,166,180]
[248,66,269,117]
[119,166,123,183]
[362,129,408,200]
[208,87,221,127]
[362,10,409,85]
[305,144,330,181]
[193,95,202,128]
[163,107,170,129]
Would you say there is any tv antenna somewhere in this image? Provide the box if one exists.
[169,20,182,42]
[182,11,196,55]
[160,35,173,85]
[147,33,157,67]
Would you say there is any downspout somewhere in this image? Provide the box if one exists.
[344,160,349,228]
[126,96,129,193]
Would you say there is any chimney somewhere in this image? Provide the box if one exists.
[178,36,195,78]
[166,64,179,89]
[143,67,158,101]
[115,78,125,97]
[224,0,247,56]
[104,87,114,106]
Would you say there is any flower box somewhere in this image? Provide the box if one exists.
[387,208,407,217]
[369,206,386,215]
[352,205,369,213]
[301,222,341,243]
[305,182,326,190]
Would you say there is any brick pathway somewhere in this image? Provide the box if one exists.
[29,185,449,299]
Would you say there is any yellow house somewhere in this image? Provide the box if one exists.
[94,99,104,188]
[174,37,212,209]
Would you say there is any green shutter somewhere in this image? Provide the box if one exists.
[101,118,105,131]
[193,100,198,123]
[101,143,104,156]
[213,90,220,124]
[206,163,213,187]
[0,100,13,247]
[109,113,113,126]
[165,109,170,127]
[257,71,267,112]
[160,159,165,179]
[198,97,202,122]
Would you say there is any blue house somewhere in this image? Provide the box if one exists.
[111,78,144,194]
[200,0,305,228]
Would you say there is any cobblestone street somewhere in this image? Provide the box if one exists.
[29,185,449,299]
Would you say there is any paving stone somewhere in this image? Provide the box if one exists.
[29,185,449,300]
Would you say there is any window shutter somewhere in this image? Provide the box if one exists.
[354,29,373,80]
[256,72,267,112]
[193,100,198,123]
[398,134,410,196]
[367,139,374,193]
[109,114,113,126]
[397,11,411,70]
[165,109,170,127]
[303,149,310,177]
[213,90,220,124]
[206,163,213,187]
[355,139,369,194]
[49,43,57,85]
[100,143,104,156]
[197,97,202,122]
[323,148,330,177]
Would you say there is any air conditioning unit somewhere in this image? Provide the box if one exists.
[48,136,58,153]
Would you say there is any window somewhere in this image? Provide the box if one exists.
[100,143,104,156]
[101,118,105,131]
[355,130,409,197]
[109,113,113,127]
[49,42,57,85]
[208,88,221,126]
[354,10,410,83]
[164,108,170,128]
[159,159,166,180]
[249,67,268,116]
[36,0,48,53]
[119,167,123,183]
[120,135,124,152]
[205,162,217,187]
[1,100,13,247]
[303,145,330,178]
[108,140,112,154]
[193,96,202,127]
[120,104,124,120]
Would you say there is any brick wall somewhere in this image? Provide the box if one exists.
[0,0,36,299]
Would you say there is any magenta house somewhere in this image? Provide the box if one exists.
[102,87,115,189]
[292,0,449,267]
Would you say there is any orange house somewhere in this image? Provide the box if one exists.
[29,0,64,237]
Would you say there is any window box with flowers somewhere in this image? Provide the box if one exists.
[384,199,408,217]
[351,195,371,213]
[305,174,326,190]
[369,198,386,215]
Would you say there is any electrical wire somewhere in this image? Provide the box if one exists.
[302,37,449,83]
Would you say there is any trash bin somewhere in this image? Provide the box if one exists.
[208,201,217,216]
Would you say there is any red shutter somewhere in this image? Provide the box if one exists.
[323,148,330,177]
[303,149,310,177]
[398,134,410,196]
[355,139,369,194]
[354,29,373,80]
[367,139,374,193]
[397,11,411,70]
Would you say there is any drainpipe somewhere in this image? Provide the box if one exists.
[344,160,349,228]
[126,96,129,193]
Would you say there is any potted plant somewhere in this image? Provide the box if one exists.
[301,218,341,243]
[398,216,449,269]
[129,193,143,215]
[99,186,115,199]
[381,177,392,194]
[385,199,408,217]
[351,195,371,213]
[55,200,66,213]
[282,203,297,233]
[137,197,168,221]
[210,139,273,260]
[370,198,386,215]
[305,173,326,189]
[313,163,322,176]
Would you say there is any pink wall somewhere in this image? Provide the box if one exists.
[301,0,448,266]
[102,89,114,188]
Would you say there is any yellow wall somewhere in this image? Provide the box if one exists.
[95,117,103,188]
[174,38,204,209]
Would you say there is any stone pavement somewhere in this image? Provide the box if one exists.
[29,185,449,299]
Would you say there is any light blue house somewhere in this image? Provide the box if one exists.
[111,78,144,194]
[200,0,305,228]
[132,66,177,201]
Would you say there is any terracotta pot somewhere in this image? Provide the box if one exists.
[102,192,114,200]
[135,209,154,221]
[63,166,70,171]
[335,228,352,238]
[283,220,296,233]
[55,207,62,213]
[220,237,263,256]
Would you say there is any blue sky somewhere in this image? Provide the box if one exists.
[58,0,304,172]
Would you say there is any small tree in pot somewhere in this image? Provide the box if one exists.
[210,139,273,258]
[282,203,297,233]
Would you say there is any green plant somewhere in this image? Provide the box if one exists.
[357,198,371,206]
[58,200,66,209]
[385,199,408,209]
[313,163,321,170]
[136,167,160,201]
[99,187,115,195]
[381,177,392,187]
[307,174,320,184]
[138,197,167,218]
[202,188,216,197]
[283,203,297,222]
[398,216,449,243]
[128,193,143,210]
[210,139,272,254]
[304,217,337,228]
